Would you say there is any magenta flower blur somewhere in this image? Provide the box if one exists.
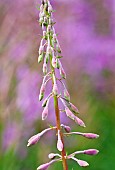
[27,0,99,170]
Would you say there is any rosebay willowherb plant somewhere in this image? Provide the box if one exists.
[27,0,99,170]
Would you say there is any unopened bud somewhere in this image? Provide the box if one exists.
[63,125,71,133]
[56,43,61,53]
[39,45,44,55]
[37,160,55,170]
[65,107,75,120]
[43,63,47,75]
[42,105,48,120]
[70,103,79,114]
[53,34,57,43]
[84,149,99,155]
[48,6,53,13]
[74,116,86,127]
[45,53,49,64]
[83,133,99,139]
[52,57,57,68]
[64,88,70,101]
[38,54,44,63]
[43,31,46,37]
[57,130,63,151]
[56,59,60,69]
[60,66,66,79]
[27,134,40,147]
[75,158,89,167]
[47,25,52,33]
[39,84,45,101]
[48,153,56,159]
[47,46,51,54]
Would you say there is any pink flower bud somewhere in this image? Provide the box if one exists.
[72,157,89,167]
[53,34,57,43]
[57,130,63,151]
[60,66,66,79]
[64,88,70,101]
[37,160,54,170]
[43,31,46,37]
[56,59,60,69]
[52,83,58,95]
[42,98,48,107]
[43,63,47,75]
[74,116,86,127]
[27,134,40,147]
[39,45,44,55]
[47,46,51,54]
[52,57,57,68]
[65,107,75,120]
[76,159,89,167]
[48,6,53,13]
[84,149,99,155]
[70,103,79,114]
[42,104,49,120]
[63,125,71,133]
[39,84,46,101]
[56,43,61,53]
[83,133,99,139]
[40,4,44,12]
[38,54,44,63]
[47,25,52,33]
[48,153,56,159]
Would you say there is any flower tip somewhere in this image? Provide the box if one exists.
[83,133,99,139]
[77,159,89,167]
[27,134,40,147]
[57,130,63,152]
[84,149,99,155]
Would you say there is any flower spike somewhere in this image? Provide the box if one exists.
[27,1,100,169]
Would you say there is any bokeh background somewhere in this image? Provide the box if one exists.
[0,0,115,170]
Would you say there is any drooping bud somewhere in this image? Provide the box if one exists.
[27,134,40,147]
[57,130,63,151]
[48,153,56,159]
[60,66,66,79]
[45,53,49,64]
[47,45,52,55]
[39,83,46,101]
[43,30,46,37]
[56,58,60,69]
[48,5,53,13]
[62,124,71,133]
[43,62,47,75]
[65,107,75,120]
[72,157,89,167]
[84,149,99,155]
[52,56,57,68]
[74,116,86,127]
[47,25,52,33]
[83,133,99,139]
[42,93,52,107]
[39,45,44,55]
[37,160,55,170]
[56,42,61,53]
[53,34,57,43]
[64,88,70,102]
[42,101,49,120]
[76,159,89,167]
[70,103,79,114]
[38,53,44,63]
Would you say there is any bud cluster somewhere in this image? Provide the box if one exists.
[27,0,99,170]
